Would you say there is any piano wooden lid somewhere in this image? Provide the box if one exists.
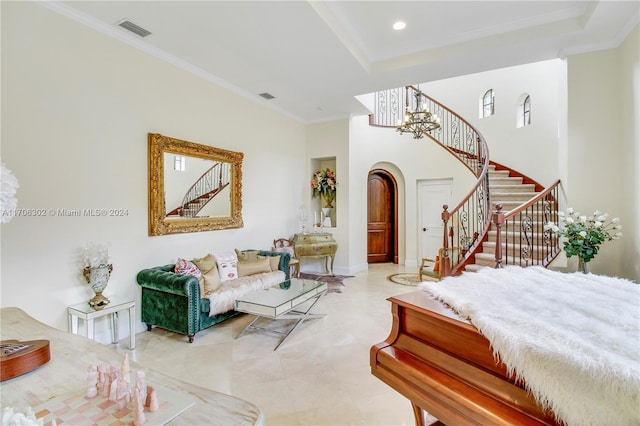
[388,290,474,327]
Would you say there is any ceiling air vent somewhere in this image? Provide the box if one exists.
[118,19,152,38]
[259,93,275,100]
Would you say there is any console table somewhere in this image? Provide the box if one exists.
[292,233,338,275]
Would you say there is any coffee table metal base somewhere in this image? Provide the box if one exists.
[236,288,326,350]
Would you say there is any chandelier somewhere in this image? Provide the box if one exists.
[396,86,440,139]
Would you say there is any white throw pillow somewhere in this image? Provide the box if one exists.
[213,252,239,282]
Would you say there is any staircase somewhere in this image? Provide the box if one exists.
[369,85,562,275]
[167,161,230,218]
[466,165,540,271]
[177,191,219,218]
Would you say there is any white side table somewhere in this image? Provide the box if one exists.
[67,297,135,349]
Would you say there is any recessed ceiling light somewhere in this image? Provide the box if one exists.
[393,21,406,31]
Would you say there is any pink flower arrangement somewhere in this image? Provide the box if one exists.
[311,168,337,207]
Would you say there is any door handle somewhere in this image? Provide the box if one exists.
[423,227,427,232]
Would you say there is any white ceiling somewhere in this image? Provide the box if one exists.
[46,1,639,123]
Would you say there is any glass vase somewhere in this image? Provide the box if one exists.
[578,258,589,274]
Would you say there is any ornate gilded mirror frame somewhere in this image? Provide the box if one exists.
[148,133,243,236]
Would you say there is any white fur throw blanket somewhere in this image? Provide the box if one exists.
[419,266,640,426]
[207,270,285,315]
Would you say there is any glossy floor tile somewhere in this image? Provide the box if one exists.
[116,263,427,425]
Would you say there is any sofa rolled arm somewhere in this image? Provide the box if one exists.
[136,264,200,297]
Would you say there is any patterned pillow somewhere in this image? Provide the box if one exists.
[213,252,239,282]
[272,246,295,258]
[175,258,204,295]
[174,258,202,277]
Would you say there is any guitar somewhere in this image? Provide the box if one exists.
[0,339,50,381]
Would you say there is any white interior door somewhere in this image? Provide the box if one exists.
[418,179,452,260]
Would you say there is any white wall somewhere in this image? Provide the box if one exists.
[0,2,306,341]
[348,115,475,269]
[418,60,564,187]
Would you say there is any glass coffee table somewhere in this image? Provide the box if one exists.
[234,278,327,350]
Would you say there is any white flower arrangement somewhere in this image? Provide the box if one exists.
[83,243,110,268]
[1,162,19,224]
[545,208,622,264]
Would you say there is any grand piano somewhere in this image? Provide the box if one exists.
[370,290,560,426]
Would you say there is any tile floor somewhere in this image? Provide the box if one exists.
[114,263,428,425]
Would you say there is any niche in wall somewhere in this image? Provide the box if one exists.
[310,157,337,228]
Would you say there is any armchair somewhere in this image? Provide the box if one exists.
[273,238,300,278]
[419,247,460,281]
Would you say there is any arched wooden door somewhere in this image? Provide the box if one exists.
[367,170,398,263]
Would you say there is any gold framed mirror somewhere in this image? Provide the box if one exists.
[148,133,243,236]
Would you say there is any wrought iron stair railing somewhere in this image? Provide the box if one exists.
[493,180,561,268]
[167,162,230,218]
[370,85,561,275]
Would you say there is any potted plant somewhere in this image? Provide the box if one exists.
[82,243,113,309]
[546,208,622,273]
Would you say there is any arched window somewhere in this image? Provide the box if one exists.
[517,94,531,128]
[480,89,494,118]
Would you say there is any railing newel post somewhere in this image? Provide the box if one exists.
[441,205,451,276]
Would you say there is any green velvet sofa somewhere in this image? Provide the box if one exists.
[136,250,290,343]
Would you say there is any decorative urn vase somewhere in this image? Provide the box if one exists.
[83,264,113,309]
[323,192,335,208]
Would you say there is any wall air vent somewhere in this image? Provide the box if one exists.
[118,19,152,38]
[259,93,275,100]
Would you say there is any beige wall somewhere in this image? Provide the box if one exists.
[305,120,350,272]
[1,2,306,340]
[567,24,639,281]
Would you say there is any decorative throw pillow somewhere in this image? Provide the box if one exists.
[213,252,239,282]
[235,249,260,262]
[192,254,217,273]
[259,255,281,272]
[175,258,201,277]
[272,246,295,258]
[433,255,440,272]
[201,266,222,294]
[238,257,271,277]
[175,258,204,295]
[192,254,222,294]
